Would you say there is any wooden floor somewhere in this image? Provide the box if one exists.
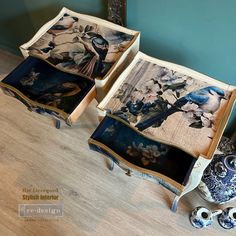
[0,49,235,236]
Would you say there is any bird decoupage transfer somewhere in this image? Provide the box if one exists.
[1,57,94,116]
[27,12,134,79]
[102,56,232,157]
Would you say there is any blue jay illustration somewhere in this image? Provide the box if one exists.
[135,86,226,131]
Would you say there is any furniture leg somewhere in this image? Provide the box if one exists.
[171,156,211,212]
[105,157,114,171]
[53,118,61,129]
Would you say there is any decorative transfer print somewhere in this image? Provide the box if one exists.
[106,59,227,130]
[28,13,134,79]
[1,57,94,115]
[20,68,40,86]
[103,58,230,156]
[1,87,66,122]
[90,115,196,185]
[126,142,168,166]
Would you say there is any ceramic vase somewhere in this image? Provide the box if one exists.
[198,153,236,204]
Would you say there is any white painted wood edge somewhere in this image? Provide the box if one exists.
[20,7,140,58]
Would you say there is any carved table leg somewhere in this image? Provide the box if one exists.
[105,157,114,171]
[171,196,181,212]
[53,118,61,129]
[125,169,131,176]
[171,156,211,212]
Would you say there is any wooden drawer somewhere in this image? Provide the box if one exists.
[92,51,236,211]
[0,7,140,127]
[20,7,140,101]
[0,56,95,126]
[89,114,197,195]
[97,52,236,160]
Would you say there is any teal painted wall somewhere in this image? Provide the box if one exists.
[0,0,106,53]
[126,0,236,134]
[0,0,235,133]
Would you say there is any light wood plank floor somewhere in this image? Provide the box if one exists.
[0,49,235,236]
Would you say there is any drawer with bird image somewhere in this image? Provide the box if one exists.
[97,52,236,160]
[20,7,140,101]
[92,51,235,211]
[0,56,95,126]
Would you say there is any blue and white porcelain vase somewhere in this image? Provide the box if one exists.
[198,153,236,204]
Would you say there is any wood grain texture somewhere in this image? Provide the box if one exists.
[0,49,235,236]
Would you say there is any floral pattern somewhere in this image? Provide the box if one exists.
[109,59,227,130]
[126,142,168,166]
[181,103,214,128]
[89,115,196,187]
[190,207,213,229]
[218,207,236,229]
[198,153,236,204]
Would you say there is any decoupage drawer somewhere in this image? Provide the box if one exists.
[20,7,140,101]
[88,114,197,195]
[0,56,95,126]
[97,52,236,160]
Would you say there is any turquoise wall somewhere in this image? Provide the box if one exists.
[0,0,235,133]
[127,0,236,134]
[0,0,106,53]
